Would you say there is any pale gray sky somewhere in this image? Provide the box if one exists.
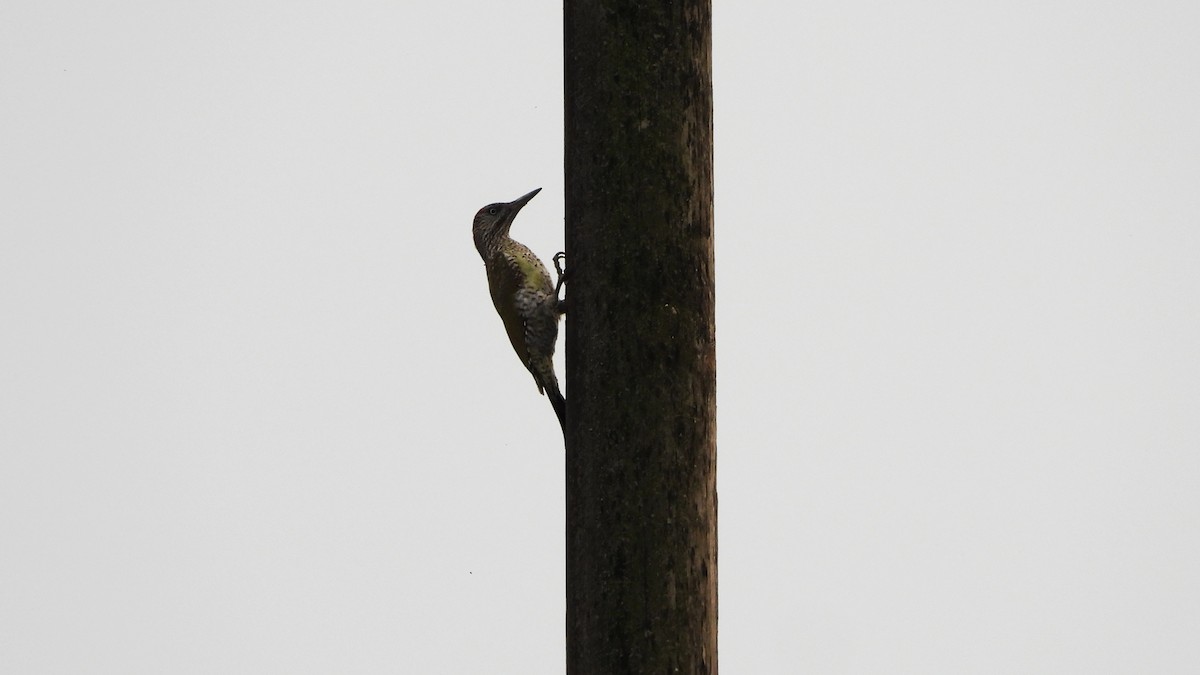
[2,1,1198,673]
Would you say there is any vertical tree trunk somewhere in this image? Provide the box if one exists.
[563,1,716,673]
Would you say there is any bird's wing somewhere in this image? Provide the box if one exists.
[488,253,540,390]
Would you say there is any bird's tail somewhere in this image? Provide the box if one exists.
[547,385,566,434]
[531,356,566,434]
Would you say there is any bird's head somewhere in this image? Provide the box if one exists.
[472,187,541,256]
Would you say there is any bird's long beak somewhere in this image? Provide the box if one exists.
[510,187,542,209]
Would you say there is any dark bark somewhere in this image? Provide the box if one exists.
[563,1,716,673]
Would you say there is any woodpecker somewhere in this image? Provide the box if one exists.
[472,188,566,431]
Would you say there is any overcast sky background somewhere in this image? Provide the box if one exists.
[2,1,1198,673]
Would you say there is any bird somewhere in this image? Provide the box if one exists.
[472,188,566,431]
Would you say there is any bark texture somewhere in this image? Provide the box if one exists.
[564,1,716,673]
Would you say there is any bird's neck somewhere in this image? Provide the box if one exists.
[474,228,512,260]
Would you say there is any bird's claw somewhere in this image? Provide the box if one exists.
[552,251,569,303]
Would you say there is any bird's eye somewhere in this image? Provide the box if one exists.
[487,207,498,215]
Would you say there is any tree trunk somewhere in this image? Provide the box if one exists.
[563,1,716,673]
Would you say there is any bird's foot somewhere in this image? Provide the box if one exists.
[552,251,569,304]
